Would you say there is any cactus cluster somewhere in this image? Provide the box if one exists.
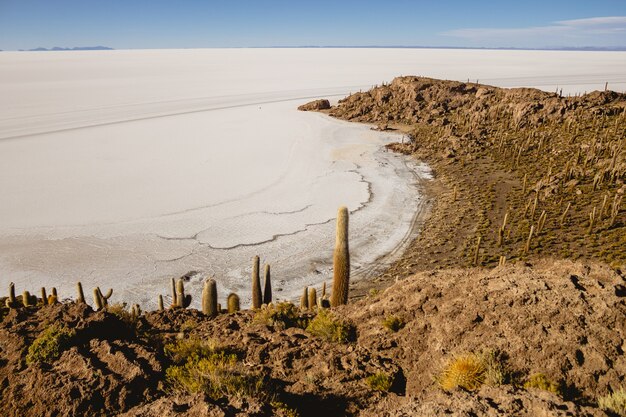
[5,283,58,309]
[93,287,113,310]
[172,279,192,308]
[3,207,351,318]
[249,256,274,310]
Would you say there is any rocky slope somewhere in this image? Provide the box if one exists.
[1,260,625,416]
[318,76,625,292]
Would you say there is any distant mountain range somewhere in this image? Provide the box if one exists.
[19,46,113,51]
[2,45,624,52]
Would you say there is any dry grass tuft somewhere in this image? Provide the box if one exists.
[165,338,267,400]
[599,388,626,416]
[306,309,356,343]
[366,372,393,391]
[382,315,406,332]
[524,373,561,396]
[253,302,306,330]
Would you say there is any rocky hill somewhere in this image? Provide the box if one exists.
[316,77,626,294]
[1,260,625,416]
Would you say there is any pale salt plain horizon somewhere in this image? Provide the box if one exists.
[1,48,625,309]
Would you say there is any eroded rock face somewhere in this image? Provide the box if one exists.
[297,99,331,111]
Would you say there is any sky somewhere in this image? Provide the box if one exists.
[0,0,625,50]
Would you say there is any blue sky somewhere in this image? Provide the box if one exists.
[1,0,625,50]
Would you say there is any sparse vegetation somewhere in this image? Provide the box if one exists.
[165,338,267,400]
[253,302,305,330]
[26,325,75,365]
[480,350,510,386]
[107,303,137,325]
[366,372,393,391]
[599,388,626,416]
[271,401,300,417]
[382,315,405,332]
[524,373,561,396]
[306,309,356,343]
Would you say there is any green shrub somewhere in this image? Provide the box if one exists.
[26,325,75,365]
[165,338,267,401]
[599,388,626,416]
[382,315,405,332]
[524,373,561,396]
[253,302,306,330]
[366,372,393,391]
[305,309,355,343]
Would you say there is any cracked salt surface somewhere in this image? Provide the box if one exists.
[1,48,624,309]
[0,103,427,309]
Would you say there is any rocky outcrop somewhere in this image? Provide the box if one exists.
[327,76,626,128]
[297,99,331,111]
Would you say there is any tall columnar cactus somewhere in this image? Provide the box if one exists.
[321,281,326,298]
[76,282,86,303]
[308,287,318,310]
[227,293,240,313]
[300,286,309,310]
[40,288,47,306]
[473,236,482,266]
[6,282,17,308]
[170,277,177,308]
[158,295,164,311]
[251,256,262,309]
[202,278,218,317]
[331,206,350,307]
[93,288,103,310]
[176,279,191,308]
[98,288,113,307]
[263,264,272,305]
[22,291,32,307]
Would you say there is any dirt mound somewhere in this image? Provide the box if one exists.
[347,259,626,405]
